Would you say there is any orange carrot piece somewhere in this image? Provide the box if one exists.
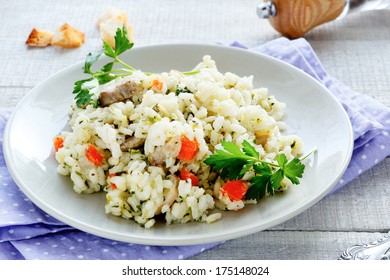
[110,182,117,190]
[85,144,104,166]
[108,173,117,189]
[179,168,199,186]
[177,135,199,162]
[152,79,164,91]
[220,180,249,201]
[53,136,64,152]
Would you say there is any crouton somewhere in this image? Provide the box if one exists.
[97,8,134,48]
[25,28,54,47]
[51,23,85,48]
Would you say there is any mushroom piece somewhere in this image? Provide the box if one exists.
[155,174,179,215]
[147,147,166,167]
[255,130,270,147]
[120,136,145,151]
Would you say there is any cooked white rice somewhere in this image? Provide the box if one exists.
[54,55,303,228]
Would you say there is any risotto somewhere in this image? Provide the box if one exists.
[54,55,304,228]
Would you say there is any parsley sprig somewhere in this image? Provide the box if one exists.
[73,26,199,108]
[73,26,135,108]
[204,140,315,200]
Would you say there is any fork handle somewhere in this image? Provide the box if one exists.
[339,231,390,260]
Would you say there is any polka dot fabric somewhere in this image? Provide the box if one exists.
[1,38,390,259]
[6,231,219,260]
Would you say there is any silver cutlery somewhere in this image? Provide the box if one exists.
[339,231,390,260]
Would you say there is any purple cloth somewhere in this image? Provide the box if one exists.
[1,38,389,259]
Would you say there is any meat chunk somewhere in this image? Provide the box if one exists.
[99,80,142,107]
[147,136,181,166]
[120,136,145,151]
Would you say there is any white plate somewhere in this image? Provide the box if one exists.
[3,44,353,246]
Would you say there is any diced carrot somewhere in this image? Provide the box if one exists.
[85,144,104,166]
[220,180,249,201]
[110,182,117,190]
[53,136,64,152]
[177,135,199,162]
[108,174,117,189]
[179,168,199,186]
[151,79,164,91]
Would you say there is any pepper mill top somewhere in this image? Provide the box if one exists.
[258,0,390,38]
[257,0,347,38]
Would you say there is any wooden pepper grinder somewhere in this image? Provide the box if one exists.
[257,0,390,38]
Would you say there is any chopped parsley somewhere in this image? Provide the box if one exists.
[175,86,193,95]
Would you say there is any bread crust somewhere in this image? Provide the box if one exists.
[51,23,85,48]
[25,28,54,47]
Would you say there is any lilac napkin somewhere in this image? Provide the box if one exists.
[1,38,389,259]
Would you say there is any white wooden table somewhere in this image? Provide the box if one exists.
[1,0,389,260]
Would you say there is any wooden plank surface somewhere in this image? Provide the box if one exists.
[1,0,389,260]
[190,231,388,260]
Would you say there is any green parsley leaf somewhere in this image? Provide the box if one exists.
[73,78,92,94]
[250,162,282,198]
[205,141,259,181]
[221,158,249,180]
[239,162,254,179]
[113,26,133,56]
[253,161,272,175]
[204,147,249,180]
[221,141,244,156]
[96,73,116,85]
[242,140,259,158]
[101,62,114,73]
[103,40,115,58]
[275,153,287,168]
[247,173,270,200]
[74,88,93,108]
[270,169,284,191]
[284,157,305,184]
[83,50,103,74]
[72,78,95,108]
[247,162,274,199]
[204,140,313,201]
